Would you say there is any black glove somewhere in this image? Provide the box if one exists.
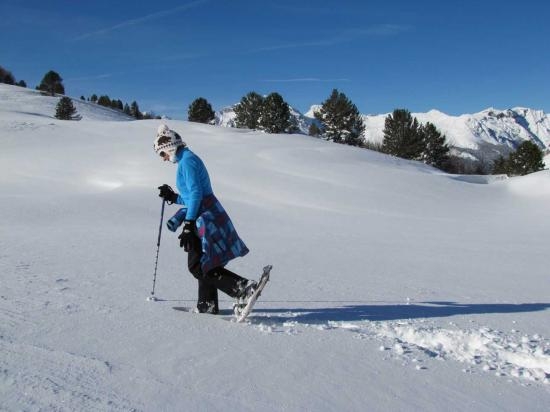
[158,184,178,204]
[178,220,197,252]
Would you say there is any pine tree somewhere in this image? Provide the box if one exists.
[259,92,291,133]
[55,97,79,120]
[97,95,111,107]
[188,97,216,124]
[308,123,321,137]
[16,80,27,88]
[130,101,142,119]
[382,109,425,160]
[492,155,509,175]
[234,92,264,129]
[90,94,98,103]
[37,70,64,96]
[507,141,545,176]
[0,66,15,85]
[314,89,365,146]
[420,122,450,169]
[123,103,131,115]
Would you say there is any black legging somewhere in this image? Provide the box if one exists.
[187,235,247,312]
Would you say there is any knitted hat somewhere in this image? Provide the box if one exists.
[154,124,186,163]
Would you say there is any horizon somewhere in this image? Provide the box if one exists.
[2,0,549,119]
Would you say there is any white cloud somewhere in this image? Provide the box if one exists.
[72,0,210,41]
[244,24,412,54]
[65,73,115,82]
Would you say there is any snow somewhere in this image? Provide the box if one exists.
[1,83,550,411]
[359,107,550,153]
[219,102,550,160]
[304,104,550,156]
[0,85,133,123]
[361,108,481,149]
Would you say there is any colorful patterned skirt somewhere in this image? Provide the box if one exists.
[196,194,249,274]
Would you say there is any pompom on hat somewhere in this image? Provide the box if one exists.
[154,124,186,162]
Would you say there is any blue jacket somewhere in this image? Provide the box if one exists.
[174,147,213,220]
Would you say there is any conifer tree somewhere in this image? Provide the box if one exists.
[258,92,291,133]
[314,89,365,146]
[97,95,111,107]
[308,123,322,137]
[37,70,64,96]
[55,97,79,120]
[507,141,545,176]
[130,101,142,119]
[188,97,216,124]
[382,109,425,160]
[16,80,27,88]
[420,122,450,168]
[492,155,509,175]
[90,94,98,103]
[0,66,15,85]
[123,103,131,115]
[234,92,264,129]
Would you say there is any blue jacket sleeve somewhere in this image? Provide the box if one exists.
[182,158,203,220]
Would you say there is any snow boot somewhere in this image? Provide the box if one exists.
[197,278,219,314]
[196,300,219,314]
[233,279,258,316]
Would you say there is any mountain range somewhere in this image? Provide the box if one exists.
[216,104,550,163]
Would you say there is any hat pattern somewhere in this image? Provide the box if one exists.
[154,124,186,162]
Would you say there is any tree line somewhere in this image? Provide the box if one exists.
[188,89,545,176]
[80,94,156,119]
[188,89,450,170]
[5,65,546,176]
[376,107,544,176]
[187,92,297,134]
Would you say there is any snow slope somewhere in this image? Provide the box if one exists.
[1,83,549,411]
[0,84,133,122]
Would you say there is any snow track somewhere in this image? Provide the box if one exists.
[0,338,136,411]
[242,307,550,385]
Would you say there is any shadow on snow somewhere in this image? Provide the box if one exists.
[253,301,550,324]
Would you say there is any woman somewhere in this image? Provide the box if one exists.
[154,124,255,314]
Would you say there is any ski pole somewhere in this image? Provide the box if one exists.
[148,199,166,301]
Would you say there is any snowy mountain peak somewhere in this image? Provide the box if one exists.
[305,104,322,118]
[215,98,548,162]
[426,109,446,116]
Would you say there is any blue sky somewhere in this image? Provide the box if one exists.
[1,0,549,119]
